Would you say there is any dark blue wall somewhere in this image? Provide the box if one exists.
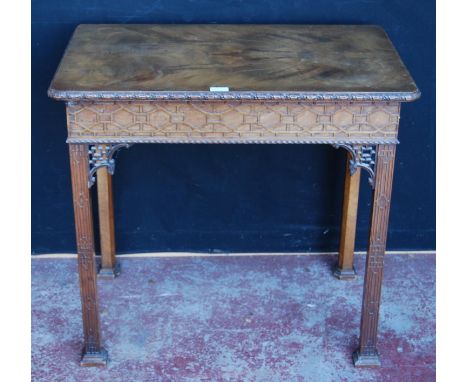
[32,1,435,254]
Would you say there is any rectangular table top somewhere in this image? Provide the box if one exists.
[49,24,419,102]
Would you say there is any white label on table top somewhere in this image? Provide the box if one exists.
[209,86,230,92]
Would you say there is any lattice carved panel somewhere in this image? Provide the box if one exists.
[66,102,400,143]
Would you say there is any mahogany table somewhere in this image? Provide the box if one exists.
[48,24,419,367]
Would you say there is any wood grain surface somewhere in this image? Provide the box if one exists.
[49,24,419,101]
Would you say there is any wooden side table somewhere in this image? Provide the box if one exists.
[48,24,419,367]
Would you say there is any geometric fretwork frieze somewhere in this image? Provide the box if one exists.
[333,144,377,188]
[88,144,132,188]
[66,101,400,144]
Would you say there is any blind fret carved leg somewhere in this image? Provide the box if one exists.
[89,143,130,278]
[353,144,396,367]
[97,166,120,279]
[335,152,361,280]
[69,144,108,367]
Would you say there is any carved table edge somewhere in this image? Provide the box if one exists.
[66,138,400,145]
[48,89,421,102]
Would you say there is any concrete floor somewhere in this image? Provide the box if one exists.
[32,253,435,382]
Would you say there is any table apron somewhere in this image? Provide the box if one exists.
[66,101,401,145]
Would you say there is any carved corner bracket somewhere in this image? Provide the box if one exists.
[333,144,377,188]
[88,144,132,188]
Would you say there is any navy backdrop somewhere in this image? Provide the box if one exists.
[32,1,435,254]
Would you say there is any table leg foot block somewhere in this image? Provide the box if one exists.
[80,348,108,367]
[334,266,357,280]
[352,349,381,367]
[97,261,121,279]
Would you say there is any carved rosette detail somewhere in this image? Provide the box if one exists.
[88,144,132,188]
[334,144,377,188]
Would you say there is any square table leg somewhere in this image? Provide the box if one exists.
[97,166,120,279]
[353,144,396,367]
[335,152,361,280]
[69,144,108,366]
